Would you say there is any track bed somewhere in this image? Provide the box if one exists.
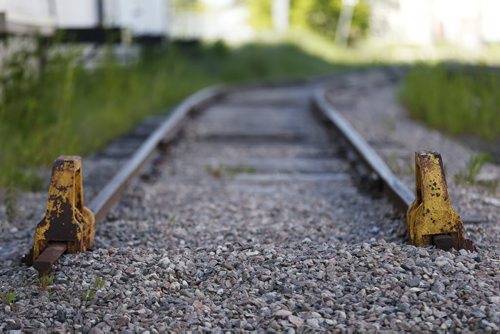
[1,78,498,332]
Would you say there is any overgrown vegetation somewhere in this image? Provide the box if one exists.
[0,41,344,189]
[400,64,500,141]
[454,154,498,191]
[248,0,370,43]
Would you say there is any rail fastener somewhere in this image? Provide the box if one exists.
[24,156,95,276]
[407,152,475,251]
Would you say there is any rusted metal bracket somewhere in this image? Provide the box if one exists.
[407,152,475,251]
[25,156,95,275]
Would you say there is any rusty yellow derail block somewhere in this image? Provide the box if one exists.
[407,152,474,251]
[25,156,95,266]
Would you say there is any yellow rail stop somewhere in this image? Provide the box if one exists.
[25,156,95,267]
[407,152,474,251]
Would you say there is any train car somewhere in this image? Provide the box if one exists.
[53,0,168,43]
[0,0,55,37]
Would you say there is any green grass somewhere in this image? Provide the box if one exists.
[1,291,16,305]
[0,41,347,190]
[3,35,498,191]
[399,64,500,141]
[38,274,54,291]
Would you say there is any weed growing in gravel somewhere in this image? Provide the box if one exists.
[386,153,402,174]
[406,163,415,176]
[82,290,94,301]
[1,291,16,305]
[225,166,257,177]
[38,274,54,291]
[82,275,106,301]
[454,154,491,184]
[169,215,177,223]
[205,164,256,179]
[94,275,106,289]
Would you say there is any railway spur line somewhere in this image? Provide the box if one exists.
[2,70,498,332]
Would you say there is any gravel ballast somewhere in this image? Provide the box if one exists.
[1,74,499,332]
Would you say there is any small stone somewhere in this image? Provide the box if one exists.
[433,310,447,318]
[418,249,429,257]
[432,282,445,293]
[288,315,304,327]
[159,257,170,268]
[275,310,292,317]
[89,327,104,334]
[435,256,449,267]
[337,311,347,320]
[306,318,320,328]
[408,277,420,287]
[488,296,499,304]
[472,311,486,318]
[223,262,235,270]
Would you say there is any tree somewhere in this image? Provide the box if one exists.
[248,0,370,44]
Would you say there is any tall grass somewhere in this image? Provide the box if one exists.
[399,64,500,141]
[0,42,341,189]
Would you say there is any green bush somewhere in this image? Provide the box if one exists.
[247,0,273,30]
[399,64,500,140]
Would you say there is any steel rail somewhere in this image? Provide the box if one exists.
[32,86,226,275]
[312,87,484,225]
[87,86,225,222]
[312,87,414,212]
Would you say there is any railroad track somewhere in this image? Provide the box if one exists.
[25,69,477,275]
[5,69,497,332]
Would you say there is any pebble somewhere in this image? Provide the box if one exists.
[288,315,304,327]
[275,310,292,317]
[435,256,450,267]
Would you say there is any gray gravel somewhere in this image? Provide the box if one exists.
[2,242,499,332]
[0,74,499,332]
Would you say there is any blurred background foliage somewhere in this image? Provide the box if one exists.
[248,0,370,44]
[400,64,500,141]
[0,0,499,191]
[0,40,349,189]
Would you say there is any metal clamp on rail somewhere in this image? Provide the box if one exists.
[407,152,475,251]
[25,156,95,276]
